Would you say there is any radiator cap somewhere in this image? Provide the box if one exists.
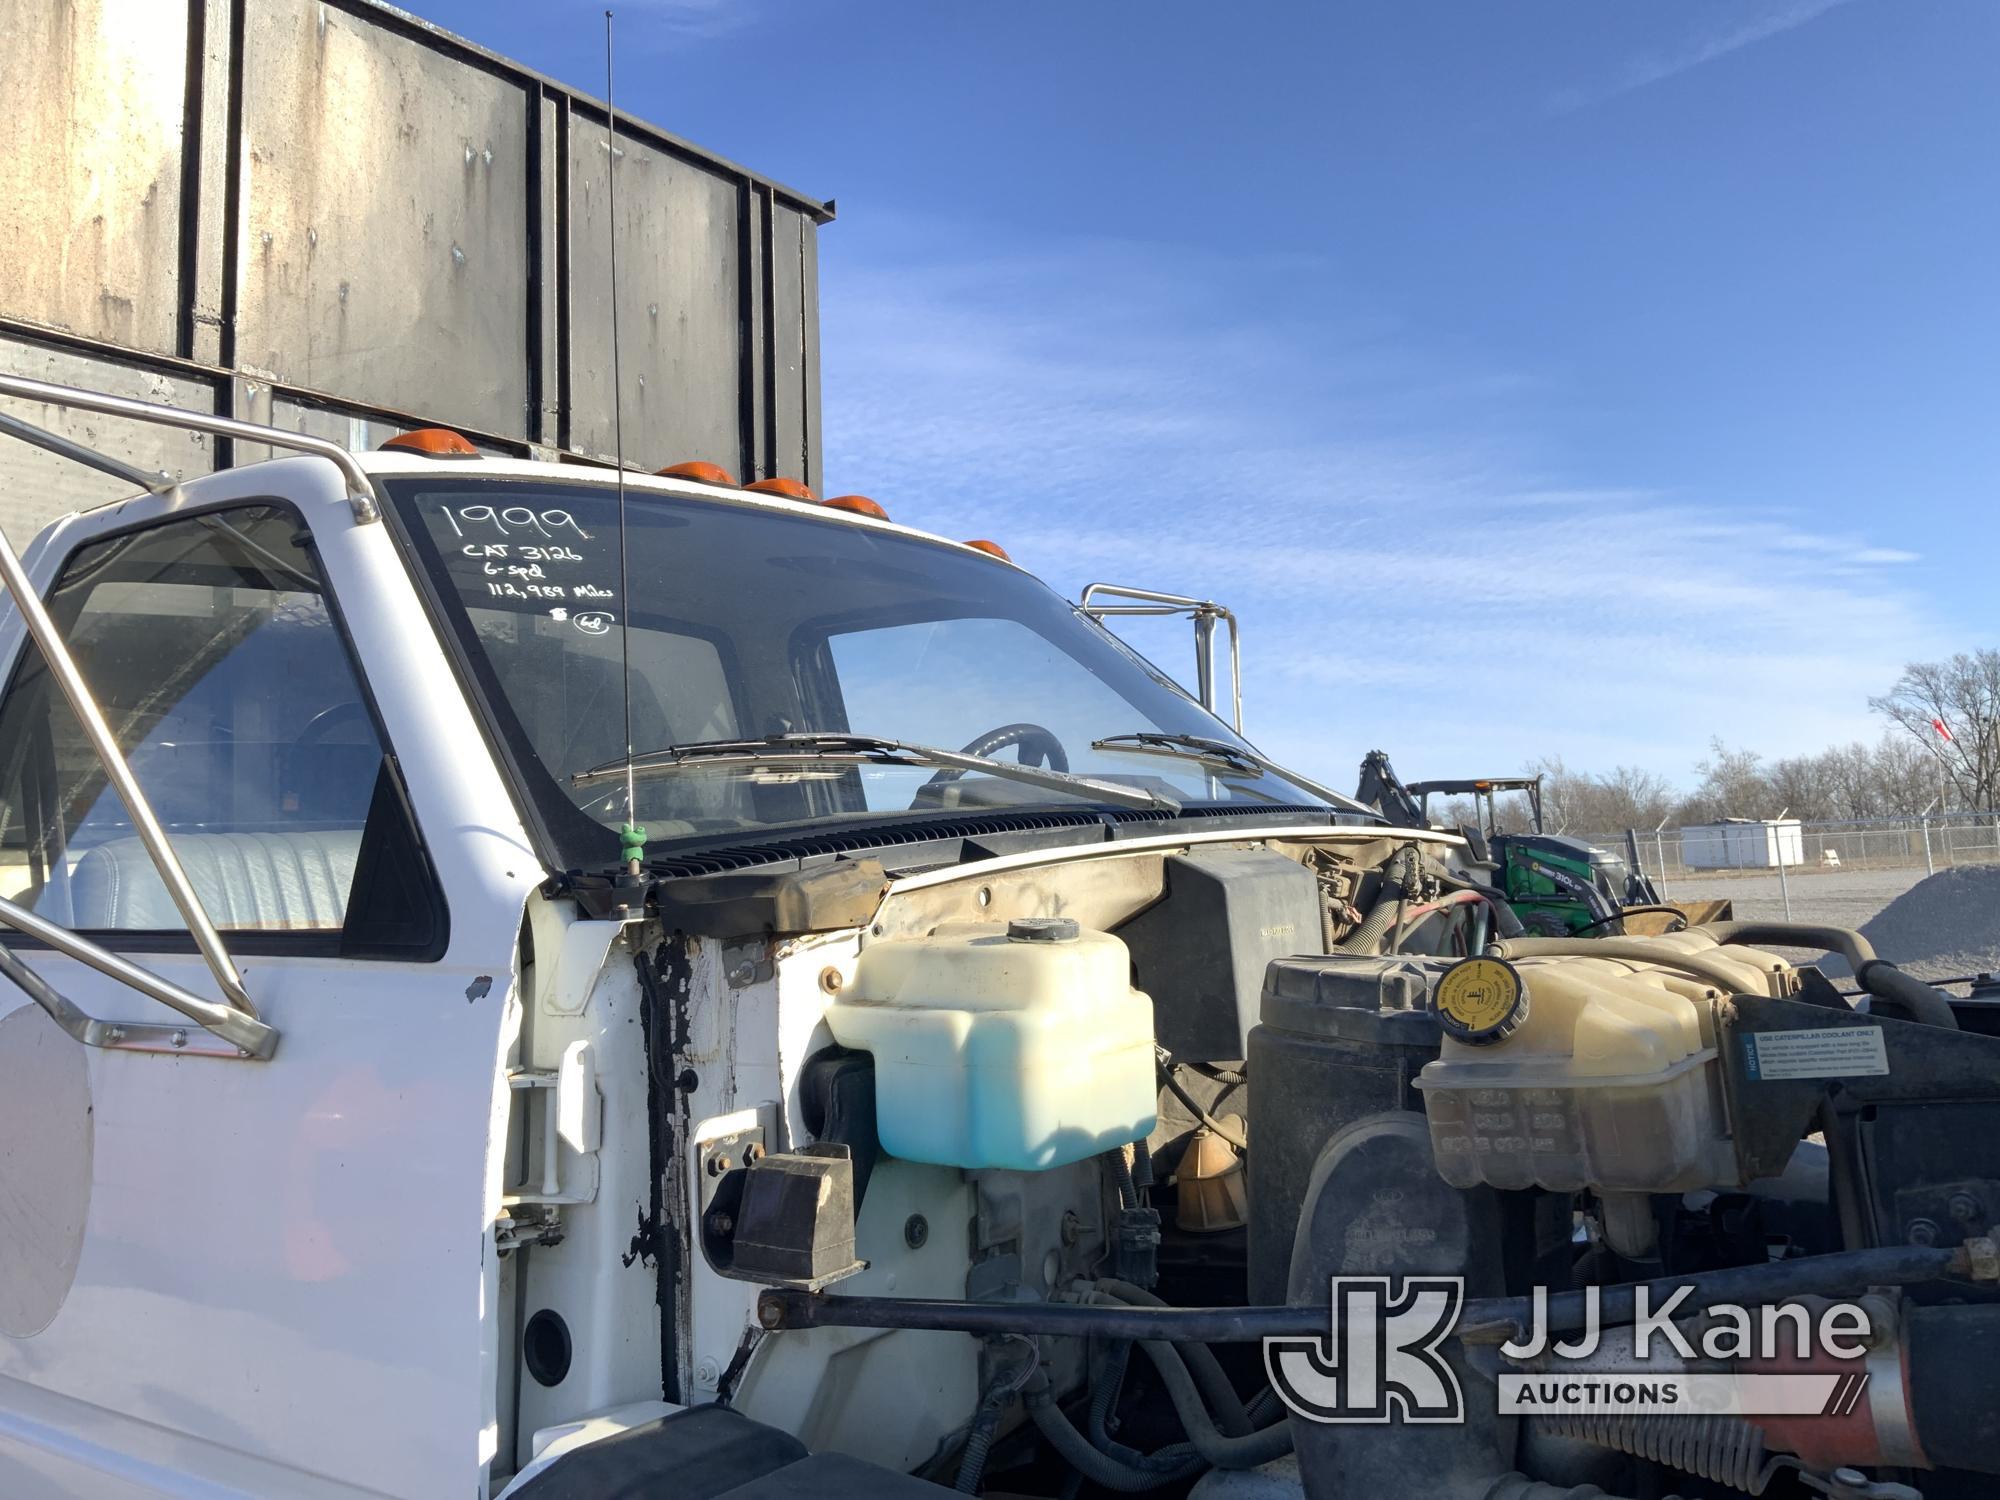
[1434,956,1528,1045]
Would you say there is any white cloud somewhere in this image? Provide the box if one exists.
[1549,0,1857,113]
[819,226,1947,793]
[619,0,759,43]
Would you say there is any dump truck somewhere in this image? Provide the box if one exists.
[5,7,2000,1500]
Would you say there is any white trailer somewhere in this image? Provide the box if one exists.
[1679,817,1805,870]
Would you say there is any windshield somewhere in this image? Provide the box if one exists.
[386,478,1330,870]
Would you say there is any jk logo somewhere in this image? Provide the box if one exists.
[1264,1276,1466,1424]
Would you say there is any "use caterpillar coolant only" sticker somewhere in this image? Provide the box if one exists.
[1742,1026,1890,1080]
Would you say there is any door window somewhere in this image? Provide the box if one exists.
[0,504,432,945]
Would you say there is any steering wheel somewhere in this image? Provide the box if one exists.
[955,722,1068,770]
[917,722,1069,800]
[292,700,371,749]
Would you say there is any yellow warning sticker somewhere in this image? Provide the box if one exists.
[1435,957,1522,1038]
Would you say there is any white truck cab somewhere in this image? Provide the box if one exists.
[0,376,1388,1498]
[1,379,1987,1500]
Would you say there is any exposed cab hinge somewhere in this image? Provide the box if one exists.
[496,1042,602,1251]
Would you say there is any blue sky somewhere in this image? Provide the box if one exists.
[419,0,1995,790]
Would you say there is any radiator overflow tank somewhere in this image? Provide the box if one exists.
[1412,945,1774,1195]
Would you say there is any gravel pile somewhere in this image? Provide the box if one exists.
[1856,865,2000,980]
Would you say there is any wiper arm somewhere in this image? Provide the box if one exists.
[573,733,1181,815]
[1091,732,1385,820]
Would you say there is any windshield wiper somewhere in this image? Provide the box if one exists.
[573,733,1181,815]
[1091,732,1385,820]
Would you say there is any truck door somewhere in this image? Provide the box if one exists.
[0,467,539,1497]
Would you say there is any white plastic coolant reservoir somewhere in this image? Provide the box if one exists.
[825,917,1158,1171]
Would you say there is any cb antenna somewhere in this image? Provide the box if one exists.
[604,8,644,879]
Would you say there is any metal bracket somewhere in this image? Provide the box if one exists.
[694,1102,780,1211]
[0,912,276,1060]
[1078,582,1242,730]
[494,1208,565,1253]
[1797,1463,1924,1500]
[0,373,381,524]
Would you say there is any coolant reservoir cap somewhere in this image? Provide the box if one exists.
[1007,916,1080,943]
[1433,956,1528,1044]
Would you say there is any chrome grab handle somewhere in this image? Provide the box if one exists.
[0,372,379,523]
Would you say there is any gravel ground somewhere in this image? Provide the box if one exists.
[1663,865,1930,930]
[1663,862,2000,979]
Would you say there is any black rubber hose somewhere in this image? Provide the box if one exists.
[1082,1334,1193,1476]
[1855,960,1961,1030]
[1156,1055,1249,1153]
[1087,1340,1131,1451]
[955,1400,1003,1493]
[1107,1149,1139,1211]
[1335,894,1402,953]
[1699,920,1959,1029]
[1095,1280,1253,1437]
[1024,1374,1205,1491]
[1485,892,1527,939]
[1183,1061,1247,1088]
[1422,862,1530,942]
[1337,852,1419,954]
[1570,905,1688,935]
[1128,1337,1295,1470]
[1482,1476,1644,1500]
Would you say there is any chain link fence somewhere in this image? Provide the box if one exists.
[1577,813,2000,888]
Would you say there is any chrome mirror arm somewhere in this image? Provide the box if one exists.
[1078,582,1243,731]
[0,521,259,1023]
[0,897,277,1059]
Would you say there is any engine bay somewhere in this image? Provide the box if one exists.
[505,826,2000,1500]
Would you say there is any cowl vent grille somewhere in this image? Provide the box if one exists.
[645,803,1334,880]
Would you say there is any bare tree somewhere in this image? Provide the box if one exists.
[1597,764,1679,830]
[1869,650,2000,811]
[1766,750,1841,822]
[1480,717,1970,840]
[1863,731,1942,815]
[1680,739,1774,824]
[1524,755,1676,835]
[1420,668,2000,844]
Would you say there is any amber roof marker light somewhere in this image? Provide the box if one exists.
[656,460,740,486]
[825,494,890,520]
[743,477,818,504]
[964,539,1012,561]
[379,428,481,458]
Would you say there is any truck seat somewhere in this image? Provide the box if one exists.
[67,830,363,932]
